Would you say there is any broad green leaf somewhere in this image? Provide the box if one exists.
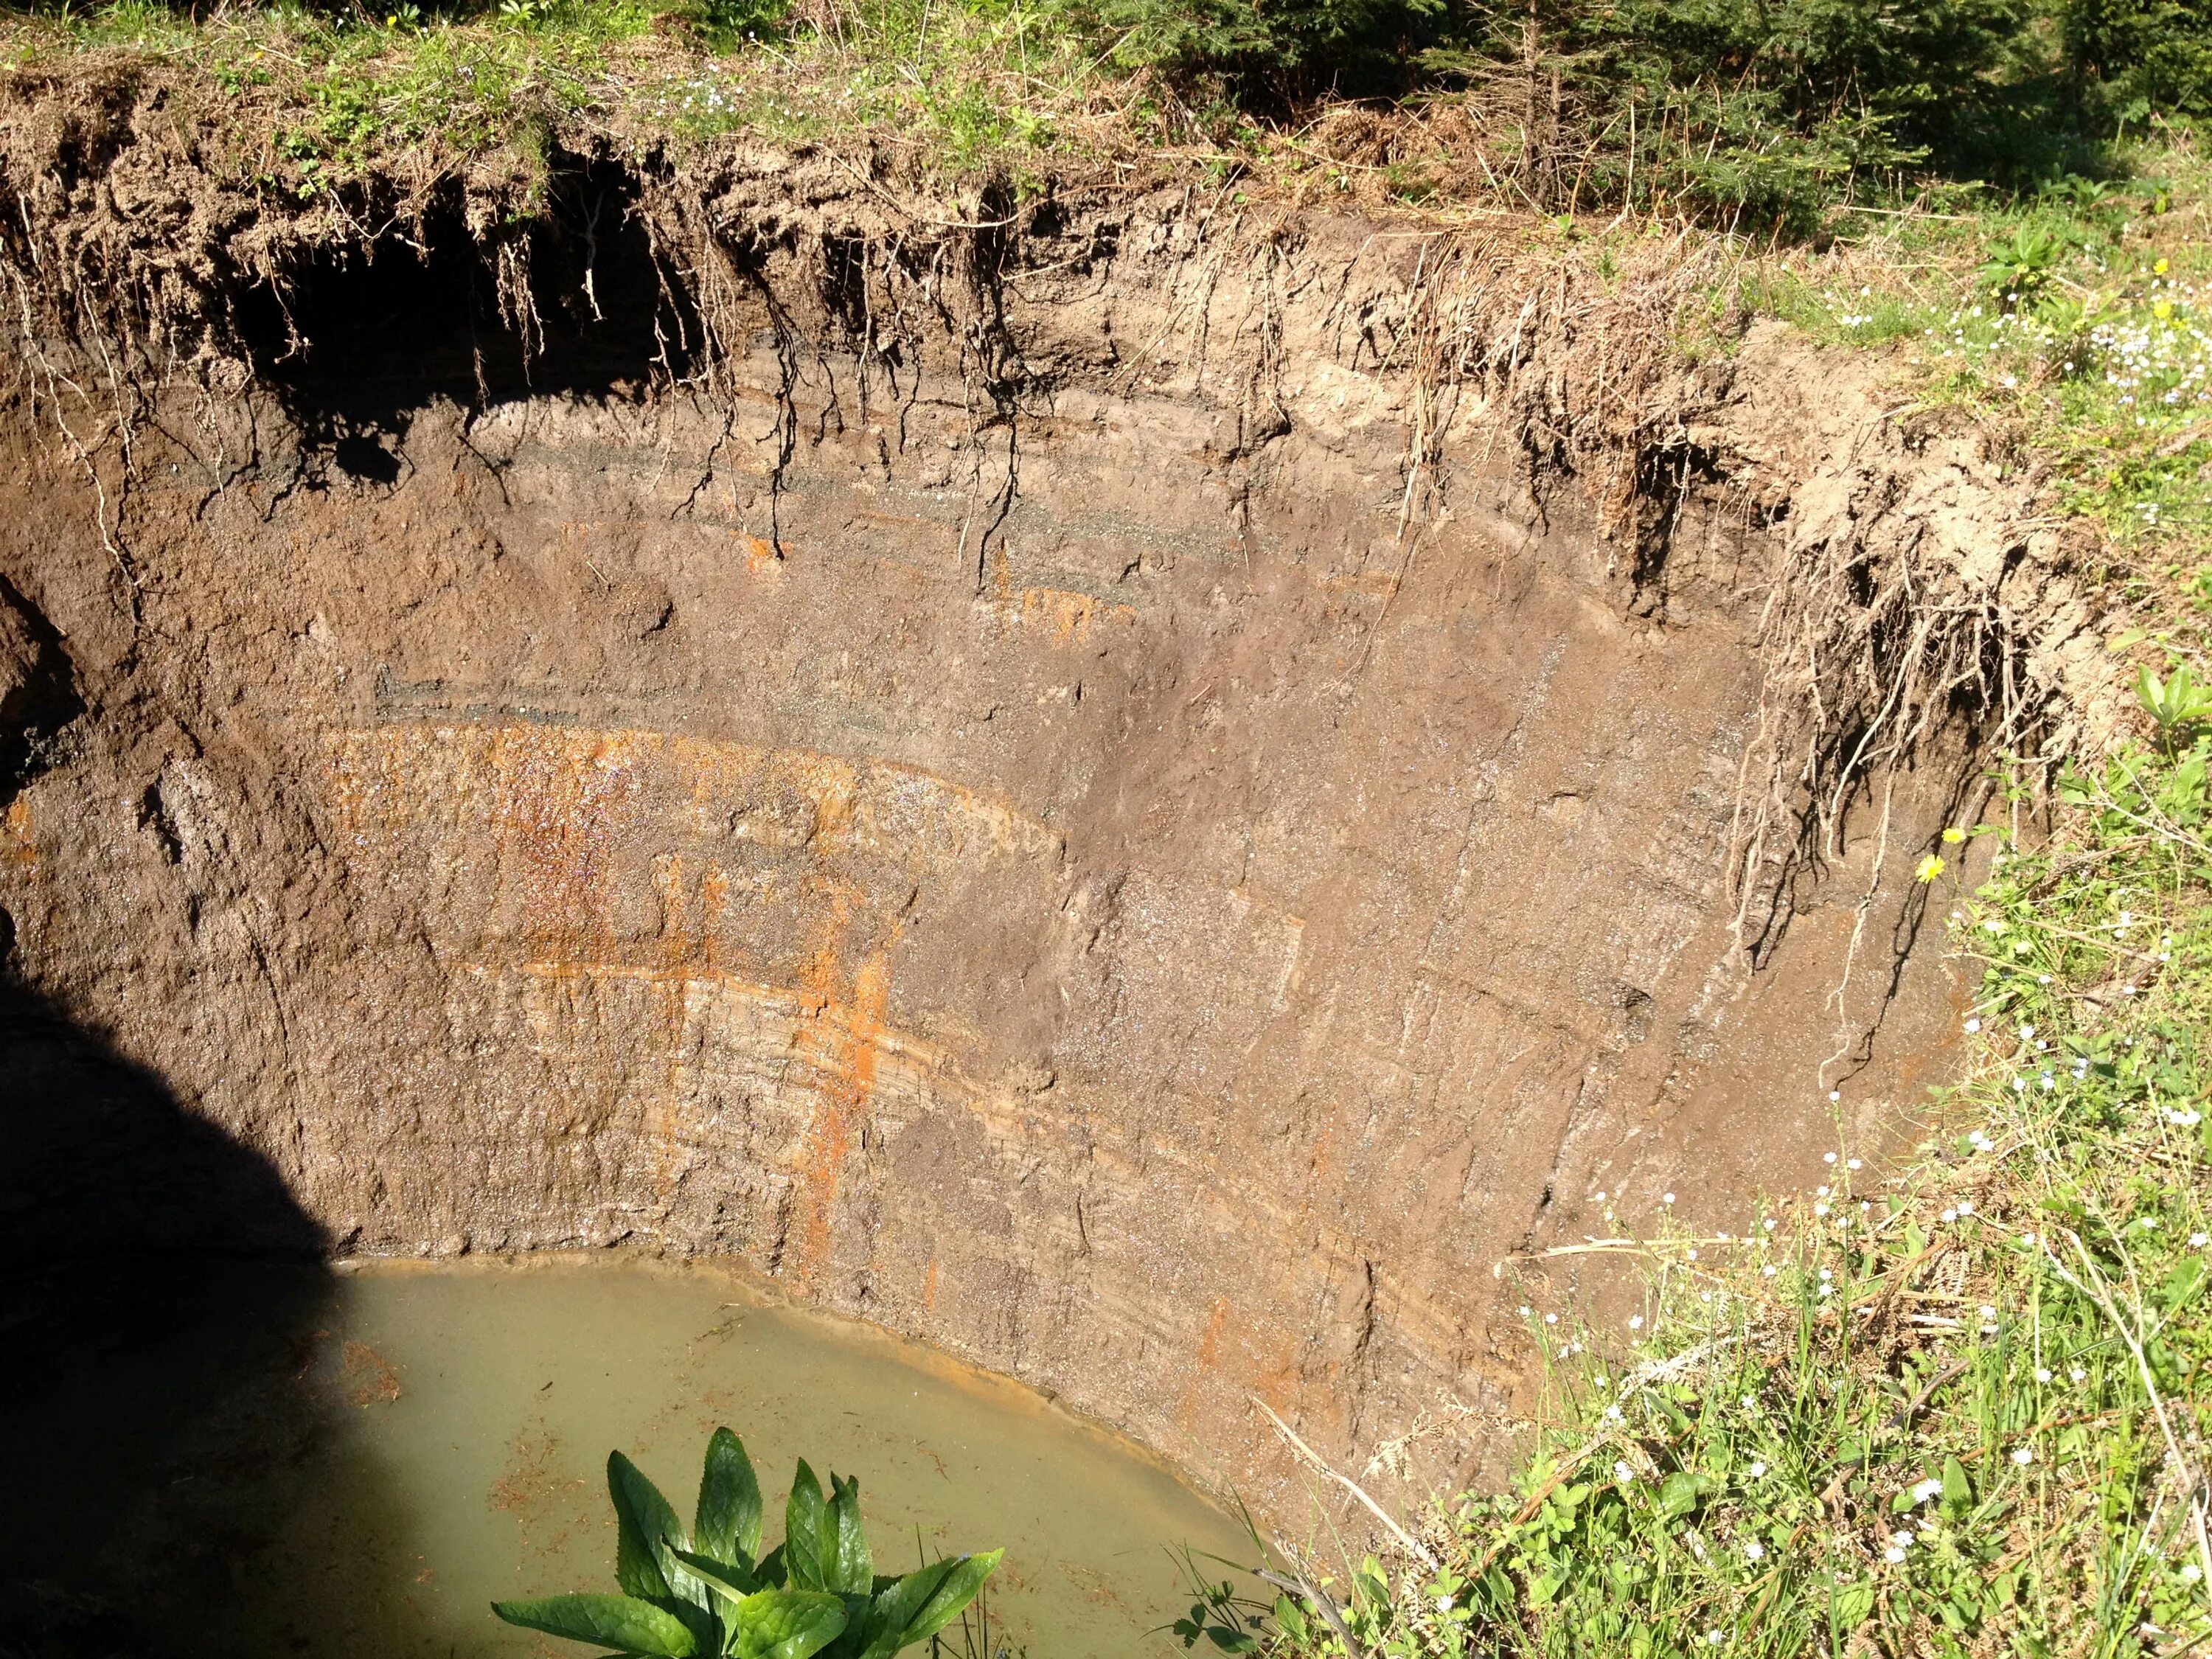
[671,1545,759,1601]
[1941,1455,1973,1517]
[850,1559,962,1659]
[885,1551,1001,1652]
[1833,1581,1877,1627]
[491,1593,698,1657]
[698,1427,764,1565]
[1657,1471,1701,1518]
[611,1452,714,1623]
[728,1587,849,1659]
[825,1473,872,1594]
[785,1461,828,1591]
[2159,1256,2208,1312]
[611,1451,684,1602]
[755,1543,790,1588]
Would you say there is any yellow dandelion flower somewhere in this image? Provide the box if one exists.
[2155,257,2171,275]
[1916,854,1946,883]
[2155,300,2174,321]
[1942,827,1966,844]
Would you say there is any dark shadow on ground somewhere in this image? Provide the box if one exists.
[0,984,425,1659]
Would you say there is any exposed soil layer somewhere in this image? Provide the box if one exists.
[0,84,2120,1517]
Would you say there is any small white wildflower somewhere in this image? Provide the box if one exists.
[1664,1192,1677,1206]
[2071,1367,2088,1382]
[2037,1368,2053,1383]
[1519,1305,1533,1316]
[1848,1158,1863,1170]
[1824,1152,1838,1164]
[1614,1460,1634,1483]
[1749,1461,1767,1478]
[1895,1530,1915,1548]
[1630,1314,1644,1329]
[1960,1201,1976,1216]
[1885,1545,1907,1564]
[1545,1312,1559,1324]
[1979,1304,1996,1317]
[1762,1265,1778,1277]
[1966,1018,1983,1033]
[1741,1394,1756,1409]
[1941,1208,1959,1223]
[2012,1446,2034,1466]
[2192,1232,2208,1248]
[1744,1540,1765,1562]
[1706,1631,1724,1648]
[1763,1219,1777,1231]
[2185,1563,2205,1585]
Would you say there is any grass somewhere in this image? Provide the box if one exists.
[0,0,1135,183]
[1733,143,2212,578]
[0,0,2171,218]
[1158,135,2212,1659]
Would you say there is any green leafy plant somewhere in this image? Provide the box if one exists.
[493,1428,1003,1659]
[1978,224,2066,303]
[2136,659,2212,747]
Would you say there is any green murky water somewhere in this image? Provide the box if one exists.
[2,1256,1247,1658]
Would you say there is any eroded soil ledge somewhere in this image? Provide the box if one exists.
[0,71,2121,1520]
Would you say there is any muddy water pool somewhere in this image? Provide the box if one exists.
[2,1256,1249,1658]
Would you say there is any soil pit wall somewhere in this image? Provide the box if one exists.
[0,161,2057,1517]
